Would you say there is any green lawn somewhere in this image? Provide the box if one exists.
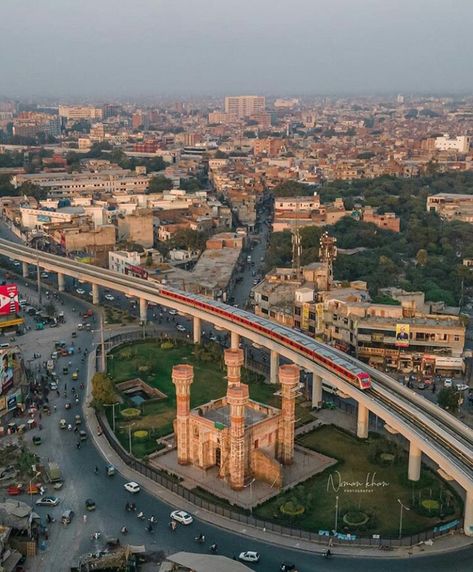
[255,425,461,537]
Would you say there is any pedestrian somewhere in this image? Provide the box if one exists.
[83,514,87,523]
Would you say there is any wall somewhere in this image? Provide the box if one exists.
[250,448,282,488]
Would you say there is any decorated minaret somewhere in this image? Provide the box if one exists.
[227,382,249,490]
[278,364,300,465]
[224,348,244,387]
[172,364,194,465]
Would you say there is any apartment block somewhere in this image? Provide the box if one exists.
[434,135,471,153]
[224,96,266,118]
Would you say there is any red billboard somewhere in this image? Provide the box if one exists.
[124,265,149,280]
[0,284,19,316]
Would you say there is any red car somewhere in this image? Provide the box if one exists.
[7,484,23,496]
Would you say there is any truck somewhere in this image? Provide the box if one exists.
[45,462,63,483]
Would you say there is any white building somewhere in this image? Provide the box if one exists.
[20,207,73,229]
[434,135,471,153]
[108,250,141,274]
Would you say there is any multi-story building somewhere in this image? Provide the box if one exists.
[58,105,103,121]
[0,345,27,421]
[12,169,151,199]
[224,96,266,118]
[434,135,471,153]
[108,250,141,273]
[13,113,61,138]
[252,138,285,157]
[117,209,154,248]
[426,193,473,222]
[362,206,400,232]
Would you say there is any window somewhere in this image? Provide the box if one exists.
[295,307,301,315]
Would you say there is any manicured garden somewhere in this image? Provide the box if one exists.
[254,425,461,537]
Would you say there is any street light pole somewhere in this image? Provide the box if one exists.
[100,312,106,373]
[36,255,41,306]
[334,495,339,532]
[398,498,410,539]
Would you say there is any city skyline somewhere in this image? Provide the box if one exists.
[1,0,473,98]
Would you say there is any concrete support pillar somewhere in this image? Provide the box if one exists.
[139,298,147,324]
[58,273,65,292]
[357,403,369,439]
[22,262,28,278]
[270,350,279,384]
[464,490,473,537]
[312,373,322,408]
[408,442,422,482]
[92,283,99,305]
[172,365,194,465]
[193,316,201,344]
[230,331,240,350]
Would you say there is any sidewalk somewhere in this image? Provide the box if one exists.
[83,346,473,560]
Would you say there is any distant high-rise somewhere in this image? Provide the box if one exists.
[224,95,265,118]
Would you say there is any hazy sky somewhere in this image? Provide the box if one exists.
[1,0,472,98]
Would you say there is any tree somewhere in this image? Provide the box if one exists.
[171,229,207,252]
[91,372,117,406]
[148,175,174,193]
[19,182,46,201]
[437,388,461,414]
[416,249,428,267]
[272,180,316,197]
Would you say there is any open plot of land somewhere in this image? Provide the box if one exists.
[255,425,461,537]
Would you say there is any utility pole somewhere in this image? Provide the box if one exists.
[100,312,106,373]
[36,255,41,306]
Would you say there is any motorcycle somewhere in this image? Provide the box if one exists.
[210,544,218,553]
[137,512,145,520]
[194,535,206,544]
[120,526,128,535]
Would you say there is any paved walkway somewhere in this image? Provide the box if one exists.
[83,350,473,559]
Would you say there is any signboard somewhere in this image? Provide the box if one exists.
[0,284,19,316]
[395,323,410,347]
[434,356,465,372]
[0,396,6,412]
[125,264,149,280]
[315,303,324,335]
[301,303,310,331]
[37,214,51,223]
[0,350,14,396]
[7,393,17,411]
[371,333,384,343]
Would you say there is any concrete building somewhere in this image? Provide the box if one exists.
[117,209,154,248]
[172,350,299,491]
[108,250,141,273]
[224,96,266,118]
[434,135,471,153]
[362,206,401,232]
[12,169,151,199]
[58,105,103,121]
[0,346,27,421]
[427,193,473,222]
[252,138,285,157]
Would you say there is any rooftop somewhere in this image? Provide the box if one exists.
[200,403,267,428]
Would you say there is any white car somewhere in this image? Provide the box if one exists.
[455,383,470,391]
[239,551,260,563]
[168,309,177,315]
[104,294,115,301]
[124,481,140,494]
[76,288,85,295]
[36,496,60,506]
[176,325,186,332]
[170,510,193,525]
[444,378,453,388]
[41,272,49,279]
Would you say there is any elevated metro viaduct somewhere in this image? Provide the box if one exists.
[1,237,473,535]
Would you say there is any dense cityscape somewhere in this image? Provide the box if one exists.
[1,1,473,572]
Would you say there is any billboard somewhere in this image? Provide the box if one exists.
[0,350,14,396]
[395,324,410,347]
[0,284,19,316]
[301,303,310,331]
[125,264,149,280]
[315,303,324,334]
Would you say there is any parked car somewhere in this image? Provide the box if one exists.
[76,288,85,295]
[32,435,42,446]
[455,384,470,392]
[170,510,193,525]
[7,484,23,496]
[176,325,186,332]
[104,294,115,301]
[444,378,453,388]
